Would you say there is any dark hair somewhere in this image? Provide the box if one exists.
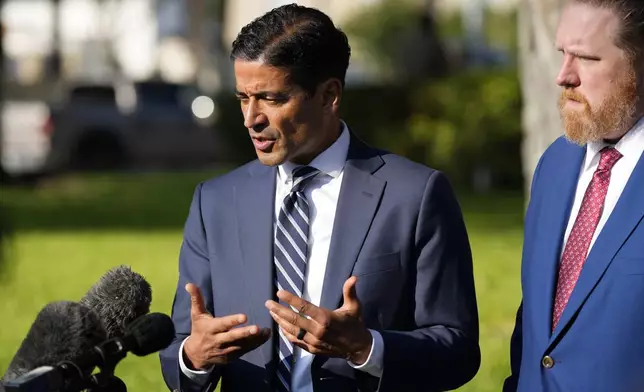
[574,0,644,63]
[230,3,351,96]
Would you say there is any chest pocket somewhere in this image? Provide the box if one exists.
[612,257,644,275]
[352,252,402,328]
[352,251,400,277]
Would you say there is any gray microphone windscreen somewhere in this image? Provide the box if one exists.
[80,265,152,339]
[2,301,107,382]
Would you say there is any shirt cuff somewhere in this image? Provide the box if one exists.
[347,329,384,378]
[179,336,215,383]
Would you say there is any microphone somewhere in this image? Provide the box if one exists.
[2,301,107,382]
[2,312,175,392]
[79,265,152,339]
[87,312,176,373]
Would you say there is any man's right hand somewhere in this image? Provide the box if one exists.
[183,283,271,370]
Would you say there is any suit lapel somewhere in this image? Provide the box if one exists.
[550,152,644,344]
[319,137,385,311]
[234,163,277,367]
[531,142,584,347]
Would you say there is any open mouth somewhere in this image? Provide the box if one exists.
[252,137,276,151]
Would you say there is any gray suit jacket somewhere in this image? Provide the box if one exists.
[159,134,480,392]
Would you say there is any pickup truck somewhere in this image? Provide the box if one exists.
[44,80,223,172]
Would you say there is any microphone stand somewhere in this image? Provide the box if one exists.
[80,339,128,392]
[84,372,127,392]
[2,361,127,392]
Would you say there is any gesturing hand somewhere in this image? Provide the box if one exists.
[183,283,271,370]
[265,276,373,365]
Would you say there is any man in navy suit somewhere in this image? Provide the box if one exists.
[159,4,479,392]
[504,1,644,391]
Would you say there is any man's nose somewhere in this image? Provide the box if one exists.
[243,100,267,130]
[556,55,581,88]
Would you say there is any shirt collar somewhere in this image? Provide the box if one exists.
[583,115,644,172]
[277,121,350,183]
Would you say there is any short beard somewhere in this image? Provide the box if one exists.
[558,68,638,145]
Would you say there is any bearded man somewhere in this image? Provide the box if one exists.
[503,0,644,391]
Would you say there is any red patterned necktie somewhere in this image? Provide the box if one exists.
[551,146,623,330]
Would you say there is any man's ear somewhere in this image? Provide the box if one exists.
[637,58,644,105]
[319,78,342,113]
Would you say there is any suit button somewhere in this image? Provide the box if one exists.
[541,355,554,369]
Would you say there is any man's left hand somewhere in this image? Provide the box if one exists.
[265,276,373,365]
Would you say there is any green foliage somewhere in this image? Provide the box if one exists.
[437,8,519,61]
[484,10,519,59]
[342,0,424,79]
[403,68,523,188]
[345,68,523,190]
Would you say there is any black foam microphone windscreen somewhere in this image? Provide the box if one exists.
[125,312,175,356]
[80,265,152,339]
[1,313,174,392]
[2,301,107,382]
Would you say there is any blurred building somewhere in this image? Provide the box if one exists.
[1,0,197,85]
[0,0,214,176]
[1,0,520,90]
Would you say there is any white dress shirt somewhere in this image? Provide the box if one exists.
[562,116,644,255]
[179,122,385,390]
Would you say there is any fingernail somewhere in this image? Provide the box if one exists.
[250,326,258,335]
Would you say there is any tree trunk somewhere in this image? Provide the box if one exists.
[519,0,566,195]
[0,12,6,184]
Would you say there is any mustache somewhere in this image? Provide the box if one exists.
[560,89,588,104]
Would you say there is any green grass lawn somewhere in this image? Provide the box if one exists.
[0,170,524,391]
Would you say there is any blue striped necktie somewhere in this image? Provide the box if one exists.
[274,165,320,392]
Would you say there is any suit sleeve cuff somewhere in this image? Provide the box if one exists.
[347,329,384,378]
[179,336,215,383]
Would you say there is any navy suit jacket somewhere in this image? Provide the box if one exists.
[159,135,480,392]
[504,137,644,392]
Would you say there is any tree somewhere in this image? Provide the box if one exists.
[0,18,7,274]
[343,0,448,85]
[0,16,6,184]
[518,0,566,195]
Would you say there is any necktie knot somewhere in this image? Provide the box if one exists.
[291,166,320,193]
[598,147,622,172]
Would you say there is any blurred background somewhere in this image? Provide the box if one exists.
[0,0,566,390]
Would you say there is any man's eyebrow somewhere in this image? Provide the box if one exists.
[556,47,601,60]
[569,51,601,60]
[234,90,288,98]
